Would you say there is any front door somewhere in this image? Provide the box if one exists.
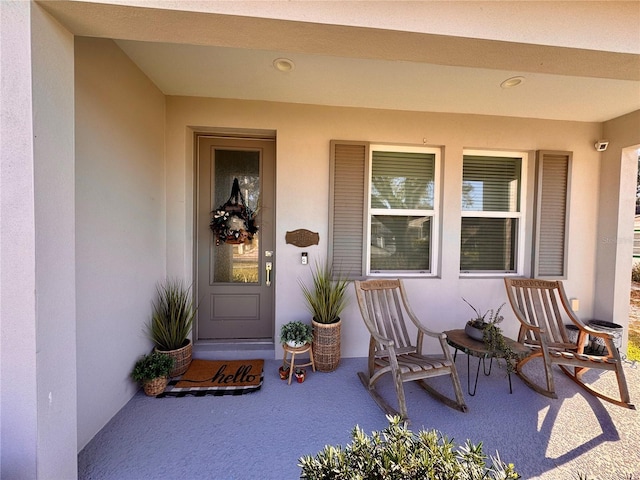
[196,135,275,340]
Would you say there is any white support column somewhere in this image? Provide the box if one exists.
[1,2,38,477]
[1,1,77,478]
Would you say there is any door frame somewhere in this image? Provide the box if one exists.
[191,130,277,344]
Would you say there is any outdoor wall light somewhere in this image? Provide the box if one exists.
[273,58,295,72]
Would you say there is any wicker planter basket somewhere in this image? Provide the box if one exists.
[312,319,341,372]
[143,376,168,396]
[156,340,192,377]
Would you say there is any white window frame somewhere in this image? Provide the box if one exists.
[366,144,441,277]
[460,149,528,277]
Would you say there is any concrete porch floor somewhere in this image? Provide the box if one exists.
[79,355,639,479]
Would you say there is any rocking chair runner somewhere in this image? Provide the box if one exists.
[504,278,635,409]
[354,279,467,419]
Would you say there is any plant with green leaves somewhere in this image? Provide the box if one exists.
[299,260,349,324]
[280,321,313,346]
[463,298,517,374]
[464,298,506,328]
[131,352,174,384]
[148,279,196,351]
[299,415,520,479]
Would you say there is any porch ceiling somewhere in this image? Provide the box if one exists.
[40,0,640,123]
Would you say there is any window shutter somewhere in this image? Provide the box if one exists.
[329,141,368,279]
[533,151,571,278]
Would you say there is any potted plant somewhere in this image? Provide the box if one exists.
[131,352,175,396]
[299,260,349,372]
[295,367,306,383]
[148,279,196,377]
[280,321,313,348]
[462,298,517,373]
[278,364,290,380]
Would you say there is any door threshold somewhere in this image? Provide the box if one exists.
[193,339,275,361]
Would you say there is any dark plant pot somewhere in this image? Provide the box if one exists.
[295,368,306,383]
[278,365,290,380]
[588,320,623,355]
[464,322,485,342]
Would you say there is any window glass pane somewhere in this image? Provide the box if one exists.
[213,150,260,283]
[462,156,521,212]
[371,151,435,210]
[460,217,517,272]
[370,215,430,272]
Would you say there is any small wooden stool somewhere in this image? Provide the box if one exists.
[282,343,316,385]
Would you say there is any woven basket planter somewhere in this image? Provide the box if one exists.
[155,339,192,377]
[143,376,168,396]
[312,319,341,372]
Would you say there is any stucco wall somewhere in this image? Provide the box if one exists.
[1,1,39,477]
[1,2,77,478]
[165,96,604,359]
[32,3,78,478]
[595,111,640,342]
[75,37,166,451]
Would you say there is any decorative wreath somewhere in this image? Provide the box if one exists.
[210,178,258,246]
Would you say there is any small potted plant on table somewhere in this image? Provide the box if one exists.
[280,320,313,348]
[463,298,517,373]
[131,352,175,396]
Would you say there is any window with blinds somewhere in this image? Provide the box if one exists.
[369,148,438,274]
[461,152,525,274]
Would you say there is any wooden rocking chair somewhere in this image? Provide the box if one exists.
[354,279,467,419]
[504,278,635,409]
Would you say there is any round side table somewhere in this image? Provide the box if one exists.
[282,343,316,385]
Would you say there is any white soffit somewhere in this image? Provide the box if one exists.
[78,0,640,55]
[39,0,640,122]
[116,40,640,122]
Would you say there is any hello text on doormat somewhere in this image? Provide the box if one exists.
[158,359,264,397]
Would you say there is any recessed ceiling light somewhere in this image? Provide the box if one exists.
[273,58,295,72]
[500,76,525,88]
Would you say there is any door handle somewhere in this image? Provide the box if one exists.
[265,262,273,286]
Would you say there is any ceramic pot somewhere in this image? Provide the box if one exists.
[464,322,485,342]
[278,365,289,380]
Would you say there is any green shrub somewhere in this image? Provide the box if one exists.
[131,352,174,383]
[148,279,196,351]
[627,329,640,362]
[299,416,519,479]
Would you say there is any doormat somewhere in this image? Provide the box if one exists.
[158,359,264,397]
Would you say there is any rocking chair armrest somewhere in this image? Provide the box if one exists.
[368,329,395,348]
[575,323,613,339]
[518,322,549,346]
[413,320,444,339]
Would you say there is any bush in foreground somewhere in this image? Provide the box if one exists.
[299,416,519,479]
